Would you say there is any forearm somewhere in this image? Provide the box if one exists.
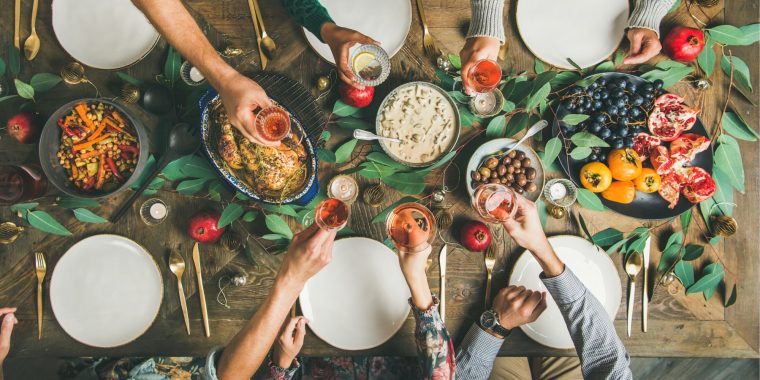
[411,295,454,379]
[628,0,677,36]
[216,276,302,380]
[467,0,505,43]
[541,269,632,380]
[281,0,334,42]
[454,324,504,380]
[131,0,237,89]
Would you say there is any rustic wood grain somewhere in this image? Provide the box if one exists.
[0,0,757,359]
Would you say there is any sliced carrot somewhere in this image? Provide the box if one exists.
[95,154,106,190]
[88,120,107,141]
[75,103,97,131]
[79,149,101,160]
[111,111,125,125]
[103,117,125,134]
[73,133,111,151]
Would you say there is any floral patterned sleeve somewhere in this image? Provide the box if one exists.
[262,353,300,380]
[410,295,456,380]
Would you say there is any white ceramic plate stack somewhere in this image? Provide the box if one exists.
[52,0,160,69]
[509,235,621,349]
[302,0,412,64]
[50,235,163,347]
[299,237,411,350]
[516,0,629,69]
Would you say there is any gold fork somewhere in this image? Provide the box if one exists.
[484,246,496,309]
[168,250,191,335]
[34,252,46,339]
[414,0,437,58]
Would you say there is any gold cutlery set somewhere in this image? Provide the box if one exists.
[246,0,277,70]
[626,236,651,337]
[169,243,211,337]
[15,0,41,60]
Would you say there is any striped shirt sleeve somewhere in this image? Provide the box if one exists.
[455,323,505,379]
[466,0,506,43]
[628,0,677,36]
[541,268,633,380]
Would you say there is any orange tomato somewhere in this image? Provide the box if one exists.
[607,148,643,181]
[579,162,613,193]
[602,181,636,204]
[633,168,661,193]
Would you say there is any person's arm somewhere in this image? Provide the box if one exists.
[623,0,677,64]
[503,195,632,380]
[203,225,335,380]
[281,0,333,42]
[460,0,504,94]
[0,308,18,380]
[131,0,275,146]
[396,246,455,379]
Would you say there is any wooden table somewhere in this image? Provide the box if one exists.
[1,0,757,359]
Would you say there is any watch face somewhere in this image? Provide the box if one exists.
[480,310,495,328]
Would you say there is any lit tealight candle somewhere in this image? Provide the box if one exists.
[328,175,359,204]
[189,66,205,83]
[549,182,567,201]
[471,91,497,115]
[150,202,167,220]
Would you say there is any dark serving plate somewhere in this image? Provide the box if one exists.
[38,98,150,199]
[552,72,713,220]
[199,73,322,206]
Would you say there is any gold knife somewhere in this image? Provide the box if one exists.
[14,0,21,49]
[192,243,210,337]
[246,0,267,70]
[439,244,447,322]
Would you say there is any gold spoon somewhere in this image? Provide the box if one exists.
[23,0,40,61]
[252,0,277,59]
[625,252,643,338]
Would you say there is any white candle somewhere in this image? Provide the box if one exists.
[549,182,567,201]
[149,202,167,219]
[189,67,205,82]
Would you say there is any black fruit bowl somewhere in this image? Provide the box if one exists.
[38,99,150,199]
[551,72,713,220]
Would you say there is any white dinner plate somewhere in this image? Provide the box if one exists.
[516,0,629,69]
[50,235,163,347]
[509,235,621,349]
[465,138,545,202]
[52,0,160,69]
[299,237,411,350]
[302,0,412,64]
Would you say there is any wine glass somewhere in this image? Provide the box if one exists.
[467,59,503,115]
[385,202,436,254]
[472,183,517,223]
[254,106,291,143]
[314,198,350,230]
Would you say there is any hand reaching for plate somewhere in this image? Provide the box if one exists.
[216,71,277,147]
[491,286,547,334]
[0,308,18,365]
[320,22,379,90]
[278,224,337,287]
[459,36,501,95]
[623,28,662,65]
[273,316,308,369]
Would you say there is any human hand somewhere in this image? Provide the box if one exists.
[491,286,547,332]
[277,224,337,287]
[623,28,662,65]
[320,22,379,89]
[396,245,434,310]
[0,308,18,364]
[216,72,276,146]
[502,194,564,276]
[459,36,501,95]
[273,316,307,369]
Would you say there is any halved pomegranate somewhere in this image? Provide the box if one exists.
[659,172,683,209]
[651,146,677,175]
[670,133,711,161]
[648,94,700,142]
[632,133,662,161]
[681,167,716,203]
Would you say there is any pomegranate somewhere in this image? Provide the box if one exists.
[648,94,699,142]
[188,210,225,244]
[681,167,716,203]
[669,133,710,161]
[631,133,662,161]
[459,220,492,252]
[659,172,683,209]
[338,82,374,108]
[663,26,705,62]
[5,111,41,144]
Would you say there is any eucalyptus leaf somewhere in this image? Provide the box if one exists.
[606,238,628,255]
[562,114,590,126]
[550,71,581,89]
[525,83,551,110]
[261,233,289,241]
[485,116,507,138]
[176,178,209,194]
[131,155,156,189]
[8,45,20,77]
[72,208,107,224]
[697,37,716,77]
[714,135,744,193]
[566,58,583,72]
[722,111,758,141]
[683,244,704,261]
[422,150,457,172]
[640,67,693,89]
[164,46,182,87]
[14,79,34,100]
[27,210,72,236]
[502,100,516,113]
[115,71,144,88]
[534,59,545,74]
[739,23,760,45]
[10,202,38,212]
[448,54,462,69]
[447,91,471,104]
[721,55,752,92]
[686,263,724,295]
[30,73,62,92]
[570,146,592,160]
[0,57,5,77]
[594,61,614,73]
[218,203,244,228]
[366,152,408,170]
[658,232,683,272]
[725,284,737,307]
[506,80,534,105]
[542,137,562,168]
[570,131,610,147]
[370,196,417,223]
[574,74,603,88]
[265,214,293,239]
[680,208,692,231]
[709,236,721,245]
[505,113,529,137]
[335,117,372,130]
[613,49,625,66]
[531,72,558,93]
[317,148,337,163]
[261,203,298,217]
[320,130,331,142]
[459,106,478,127]
[335,139,358,164]
[333,100,360,117]
[592,228,623,248]
[146,177,165,190]
[628,233,650,257]
[707,25,745,45]
[576,213,594,244]
[0,95,19,104]
[436,68,456,90]
[359,162,397,179]
[576,188,604,211]
[655,60,688,70]
[674,260,695,288]
[242,210,259,222]
[384,172,426,194]
[57,196,99,209]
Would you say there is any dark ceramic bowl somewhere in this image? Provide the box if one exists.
[38,98,150,199]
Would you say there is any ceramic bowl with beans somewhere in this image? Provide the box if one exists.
[466,138,545,202]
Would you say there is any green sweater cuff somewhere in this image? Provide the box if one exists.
[282,0,335,42]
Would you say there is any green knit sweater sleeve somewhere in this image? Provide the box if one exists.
[281,0,335,42]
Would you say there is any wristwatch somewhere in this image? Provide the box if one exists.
[480,309,510,338]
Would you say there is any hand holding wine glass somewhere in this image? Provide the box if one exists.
[501,194,564,277]
[460,36,501,95]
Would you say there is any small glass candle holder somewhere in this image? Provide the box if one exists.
[472,183,517,223]
[139,198,169,225]
[327,175,359,204]
[469,88,504,117]
[255,106,291,143]
[349,44,391,87]
[180,61,206,86]
[314,198,350,231]
[542,178,578,208]
[385,203,436,254]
